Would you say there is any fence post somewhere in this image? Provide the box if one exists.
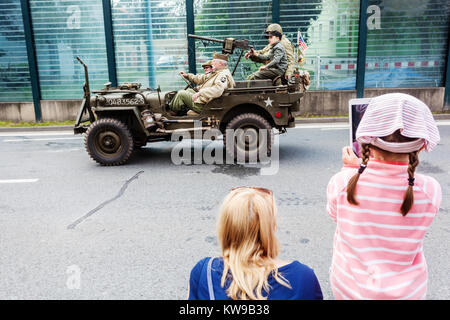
[272,0,280,24]
[186,0,196,74]
[316,55,321,89]
[144,1,156,88]
[444,31,450,110]
[20,0,42,122]
[102,0,117,87]
[356,0,369,98]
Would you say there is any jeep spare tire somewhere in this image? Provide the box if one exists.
[85,118,134,166]
[224,113,273,162]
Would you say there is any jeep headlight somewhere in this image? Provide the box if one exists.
[90,96,97,107]
[97,96,106,107]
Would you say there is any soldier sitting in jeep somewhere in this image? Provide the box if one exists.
[169,52,236,116]
[245,30,288,82]
[245,23,295,84]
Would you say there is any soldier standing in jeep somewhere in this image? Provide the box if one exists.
[169,52,236,116]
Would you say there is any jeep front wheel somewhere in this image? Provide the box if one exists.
[84,118,134,166]
[224,113,273,162]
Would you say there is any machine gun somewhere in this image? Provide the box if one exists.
[188,34,254,75]
[188,34,253,54]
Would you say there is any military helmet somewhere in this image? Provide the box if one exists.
[265,23,283,35]
[213,52,228,62]
[202,60,212,68]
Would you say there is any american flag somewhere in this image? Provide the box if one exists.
[297,31,308,52]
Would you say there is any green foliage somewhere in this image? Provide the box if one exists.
[0,120,75,127]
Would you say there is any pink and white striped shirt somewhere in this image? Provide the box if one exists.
[327,159,442,300]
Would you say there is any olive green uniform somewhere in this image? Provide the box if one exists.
[247,41,288,81]
[250,35,295,78]
[169,88,202,114]
[170,67,235,114]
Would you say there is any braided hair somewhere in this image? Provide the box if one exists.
[346,143,370,206]
[346,131,420,216]
[400,151,419,216]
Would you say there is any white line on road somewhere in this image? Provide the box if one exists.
[0,179,39,184]
[3,137,82,142]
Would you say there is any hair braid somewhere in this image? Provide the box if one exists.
[400,151,419,216]
[346,144,370,205]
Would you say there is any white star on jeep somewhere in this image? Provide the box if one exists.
[264,97,273,107]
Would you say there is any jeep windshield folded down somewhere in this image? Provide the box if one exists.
[74,57,309,166]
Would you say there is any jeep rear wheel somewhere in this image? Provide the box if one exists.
[85,118,134,166]
[224,113,273,162]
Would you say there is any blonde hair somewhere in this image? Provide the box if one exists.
[217,187,291,300]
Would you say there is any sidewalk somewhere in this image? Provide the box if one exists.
[0,114,449,132]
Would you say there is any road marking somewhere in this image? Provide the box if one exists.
[0,179,39,184]
[3,137,82,142]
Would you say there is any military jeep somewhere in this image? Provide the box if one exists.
[74,54,308,166]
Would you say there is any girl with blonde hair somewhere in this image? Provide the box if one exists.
[188,187,323,300]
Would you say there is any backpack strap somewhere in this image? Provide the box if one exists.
[206,257,215,300]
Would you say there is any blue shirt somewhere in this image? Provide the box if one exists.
[188,257,323,300]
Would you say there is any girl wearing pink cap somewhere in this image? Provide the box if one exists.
[327,93,442,300]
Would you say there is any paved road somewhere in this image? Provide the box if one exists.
[0,122,449,300]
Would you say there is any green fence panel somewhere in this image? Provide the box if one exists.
[365,0,450,88]
[111,0,188,91]
[281,0,361,91]
[194,0,273,80]
[0,0,33,102]
[29,0,109,99]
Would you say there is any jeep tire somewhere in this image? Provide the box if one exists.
[85,118,134,166]
[224,113,273,162]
